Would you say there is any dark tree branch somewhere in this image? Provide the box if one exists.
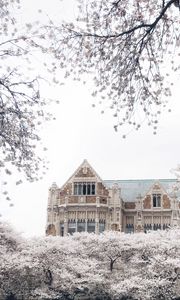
[64,0,177,40]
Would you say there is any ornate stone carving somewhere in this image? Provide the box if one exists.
[162,194,171,209]
[143,195,151,209]
[75,167,95,178]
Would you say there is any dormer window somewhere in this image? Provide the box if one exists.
[74,182,96,195]
[152,194,161,207]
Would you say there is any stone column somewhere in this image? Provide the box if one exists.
[172,210,178,227]
[85,210,88,232]
[105,212,109,231]
[95,207,99,234]
[119,208,122,232]
[161,214,163,229]
[64,209,68,235]
[55,221,60,236]
[75,210,78,232]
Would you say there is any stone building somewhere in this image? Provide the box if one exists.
[46,160,180,236]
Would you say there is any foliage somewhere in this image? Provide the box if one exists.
[0,221,22,251]
[1,223,180,299]
[48,0,180,135]
[0,0,57,185]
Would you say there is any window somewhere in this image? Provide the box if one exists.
[68,220,76,235]
[144,223,162,232]
[153,223,161,230]
[87,184,91,195]
[74,182,96,195]
[163,224,170,230]
[87,220,95,233]
[77,220,86,232]
[126,216,134,233]
[163,216,171,229]
[60,223,64,236]
[99,221,105,233]
[144,224,152,232]
[126,224,134,233]
[152,194,161,207]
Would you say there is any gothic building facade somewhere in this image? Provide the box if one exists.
[46,160,180,236]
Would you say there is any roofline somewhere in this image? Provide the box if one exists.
[104,179,176,182]
[60,159,107,190]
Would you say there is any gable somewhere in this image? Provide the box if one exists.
[104,179,176,202]
[148,182,165,194]
[75,166,95,178]
[142,181,172,209]
[60,159,108,191]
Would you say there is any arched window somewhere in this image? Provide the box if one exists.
[152,194,161,207]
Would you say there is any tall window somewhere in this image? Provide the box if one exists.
[68,220,76,235]
[60,223,64,236]
[77,220,86,232]
[126,224,134,233]
[144,224,152,232]
[153,223,161,230]
[99,221,105,233]
[152,194,161,207]
[126,216,134,233]
[74,182,96,195]
[87,220,95,233]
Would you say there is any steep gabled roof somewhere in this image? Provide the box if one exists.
[60,159,107,190]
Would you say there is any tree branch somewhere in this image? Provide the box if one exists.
[65,0,176,40]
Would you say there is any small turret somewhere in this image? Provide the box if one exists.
[46,182,59,236]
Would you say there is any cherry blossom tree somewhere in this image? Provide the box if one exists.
[0,0,58,188]
[83,231,123,271]
[48,0,180,135]
[1,223,180,299]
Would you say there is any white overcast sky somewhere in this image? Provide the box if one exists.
[0,0,180,237]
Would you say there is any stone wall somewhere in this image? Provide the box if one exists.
[97,182,109,196]
[59,183,72,196]
[143,195,151,209]
[162,194,171,209]
[124,202,135,209]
